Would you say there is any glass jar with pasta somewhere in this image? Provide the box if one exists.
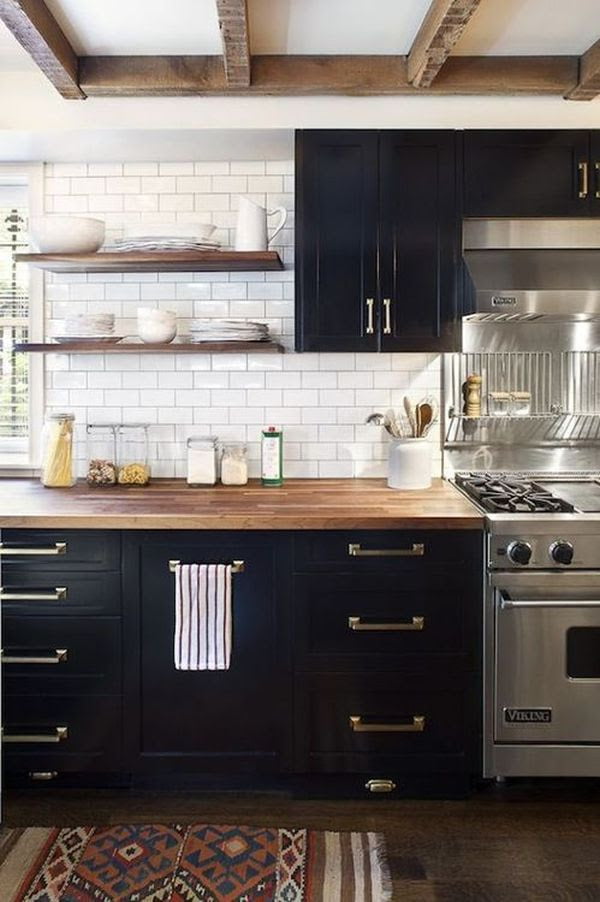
[41,412,76,487]
[117,424,151,485]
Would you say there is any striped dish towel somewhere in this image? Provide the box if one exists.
[174,563,232,670]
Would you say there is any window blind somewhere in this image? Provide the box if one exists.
[0,199,29,453]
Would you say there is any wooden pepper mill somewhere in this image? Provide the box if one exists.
[463,373,482,417]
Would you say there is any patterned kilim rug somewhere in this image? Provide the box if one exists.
[0,823,392,901]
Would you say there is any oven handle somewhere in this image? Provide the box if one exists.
[500,598,600,610]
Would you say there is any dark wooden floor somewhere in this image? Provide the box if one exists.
[5,782,600,901]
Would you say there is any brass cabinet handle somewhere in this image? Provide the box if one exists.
[383,298,392,334]
[348,615,424,631]
[365,297,375,335]
[2,648,68,665]
[595,162,600,199]
[3,726,68,744]
[0,542,66,557]
[29,771,58,781]
[350,715,425,733]
[365,779,397,793]
[348,542,425,558]
[0,587,67,602]
[579,161,589,198]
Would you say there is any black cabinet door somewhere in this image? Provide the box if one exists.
[135,532,290,774]
[295,130,379,352]
[591,133,600,214]
[379,130,459,351]
[464,130,591,217]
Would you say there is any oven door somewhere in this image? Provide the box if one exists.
[493,572,600,744]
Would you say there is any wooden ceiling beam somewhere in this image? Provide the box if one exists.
[78,54,578,98]
[0,0,84,98]
[565,38,600,100]
[408,0,483,88]
[215,0,250,87]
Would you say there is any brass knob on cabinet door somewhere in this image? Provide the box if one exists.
[365,779,397,793]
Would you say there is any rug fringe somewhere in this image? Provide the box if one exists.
[369,832,393,902]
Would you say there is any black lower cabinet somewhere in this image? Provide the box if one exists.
[2,527,482,797]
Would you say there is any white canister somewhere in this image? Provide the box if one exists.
[137,308,177,344]
[387,438,432,490]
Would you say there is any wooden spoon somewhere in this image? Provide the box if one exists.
[417,402,434,437]
[403,397,416,437]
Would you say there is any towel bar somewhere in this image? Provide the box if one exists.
[168,560,245,574]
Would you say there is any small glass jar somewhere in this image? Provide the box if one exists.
[488,391,512,417]
[86,424,117,486]
[41,412,76,487]
[117,424,151,485]
[221,442,248,486]
[510,391,532,417]
[187,436,218,486]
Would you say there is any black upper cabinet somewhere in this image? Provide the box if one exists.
[463,130,592,217]
[379,131,459,351]
[295,131,379,352]
[295,129,460,353]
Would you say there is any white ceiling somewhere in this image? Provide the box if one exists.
[0,0,598,67]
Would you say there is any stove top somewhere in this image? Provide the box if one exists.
[455,472,576,514]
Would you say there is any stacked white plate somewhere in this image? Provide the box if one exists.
[188,319,270,343]
[106,222,220,253]
[53,313,123,344]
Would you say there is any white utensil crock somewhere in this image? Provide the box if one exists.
[388,438,432,490]
[234,196,287,251]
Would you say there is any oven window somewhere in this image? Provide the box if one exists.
[567,628,600,678]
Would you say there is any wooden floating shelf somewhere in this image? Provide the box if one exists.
[15,341,285,355]
[14,250,284,274]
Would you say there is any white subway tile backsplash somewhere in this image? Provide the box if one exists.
[42,157,442,478]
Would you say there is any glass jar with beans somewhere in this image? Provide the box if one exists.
[86,424,118,487]
[117,424,151,486]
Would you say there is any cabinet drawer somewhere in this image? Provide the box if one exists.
[296,674,474,774]
[294,531,481,572]
[3,696,122,773]
[0,530,120,571]
[0,571,120,616]
[3,616,121,695]
[294,573,468,668]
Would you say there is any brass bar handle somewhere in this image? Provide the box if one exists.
[595,162,600,199]
[348,543,425,558]
[348,615,424,632]
[3,726,68,744]
[0,588,67,602]
[0,542,67,557]
[169,560,244,573]
[383,298,392,335]
[2,648,68,665]
[350,715,425,733]
[365,298,374,335]
[578,161,589,198]
[365,779,397,793]
[29,771,58,781]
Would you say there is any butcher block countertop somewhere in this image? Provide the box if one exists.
[0,478,482,530]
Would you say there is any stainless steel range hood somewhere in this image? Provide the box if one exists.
[463,219,600,351]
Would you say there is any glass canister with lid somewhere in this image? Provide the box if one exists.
[117,424,151,485]
[187,436,218,486]
[41,412,76,487]
[221,442,248,485]
[86,424,118,486]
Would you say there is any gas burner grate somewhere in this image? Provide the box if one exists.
[455,472,576,514]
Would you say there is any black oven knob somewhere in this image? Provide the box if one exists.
[507,541,532,565]
[550,540,574,565]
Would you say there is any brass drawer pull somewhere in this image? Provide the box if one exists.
[3,726,68,744]
[365,778,397,793]
[595,162,600,199]
[169,559,244,573]
[350,715,425,733]
[579,161,589,198]
[29,771,59,781]
[2,648,68,665]
[0,542,66,557]
[348,543,425,558]
[0,588,67,602]
[365,297,374,335]
[383,298,392,335]
[348,615,424,631]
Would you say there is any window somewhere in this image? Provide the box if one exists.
[0,165,43,468]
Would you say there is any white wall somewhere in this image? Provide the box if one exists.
[43,159,442,479]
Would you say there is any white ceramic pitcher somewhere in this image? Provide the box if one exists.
[235,196,287,252]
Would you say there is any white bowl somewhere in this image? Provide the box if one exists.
[29,216,105,254]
